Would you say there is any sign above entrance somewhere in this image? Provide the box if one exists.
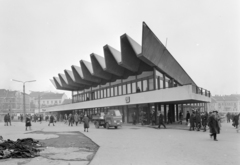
[125,97,130,103]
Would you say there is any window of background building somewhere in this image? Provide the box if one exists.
[118,86,122,95]
[123,84,126,94]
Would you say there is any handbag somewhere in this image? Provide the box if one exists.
[187,122,190,127]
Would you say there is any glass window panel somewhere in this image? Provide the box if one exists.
[149,78,154,90]
[165,76,170,88]
[160,79,164,89]
[111,87,114,97]
[155,78,159,89]
[92,85,100,90]
[95,92,97,99]
[118,85,122,95]
[155,69,163,78]
[132,82,136,93]
[123,75,136,83]
[127,83,131,94]
[107,88,110,97]
[137,81,142,92]
[100,90,103,98]
[143,80,148,91]
[137,71,153,79]
[98,90,100,99]
[123,84,126,94]
[111,79,122,85]
[101,82,110,88]
[114,86,118,96]
[104,89,106,98]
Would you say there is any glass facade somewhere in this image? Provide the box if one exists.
[72,68,183,103]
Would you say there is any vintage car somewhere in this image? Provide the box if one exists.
[93,110,122,129]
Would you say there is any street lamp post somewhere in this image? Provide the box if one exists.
[11,79,36,120]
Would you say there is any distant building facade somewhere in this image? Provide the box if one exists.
[207,95,240,113]
[29,92,68,113]
[0,89,32,115]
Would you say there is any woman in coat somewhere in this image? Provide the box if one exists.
[25,114,32,131]
[83,114,89,132]
[208,111,220,141]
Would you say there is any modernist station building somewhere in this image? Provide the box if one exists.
[47,22,211,124]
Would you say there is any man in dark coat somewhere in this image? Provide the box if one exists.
[226,112,231,123]
[48,113,55,126]
[178,111,183,124]
[6,113,11,126]
[208,111,220,141]
[83,114,89,132]
[189,111,196,131]
[186,111,190,124]
[195,111,201,131]
[201,112,208,132]
[234,113,239,128]
[158,111,166,129]
[167,111,172,124]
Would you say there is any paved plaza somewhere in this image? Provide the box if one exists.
[0,120,239,165]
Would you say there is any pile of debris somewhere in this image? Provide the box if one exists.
[0,136,43,159]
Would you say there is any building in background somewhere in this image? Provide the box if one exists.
[207,94,240,113]
[0,89,32,116]
[29,91,68,113]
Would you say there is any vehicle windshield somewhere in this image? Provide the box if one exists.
[114,110,121,116]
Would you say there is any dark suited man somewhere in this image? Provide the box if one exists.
[158,111,166,129]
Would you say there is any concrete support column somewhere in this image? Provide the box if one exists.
[176,104,179,121]
[171,104,175,122]
[164,104,167,123]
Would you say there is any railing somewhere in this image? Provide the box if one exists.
[192,85,211,97]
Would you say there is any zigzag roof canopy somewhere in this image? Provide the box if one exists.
[50,22,196,91]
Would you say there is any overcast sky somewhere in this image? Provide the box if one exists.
[0,0,239,98]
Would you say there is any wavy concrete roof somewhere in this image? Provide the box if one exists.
[51,22,196,91]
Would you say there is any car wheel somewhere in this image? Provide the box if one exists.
[115,126,118,129]
[106,122,109,129]
[95,122,99,128]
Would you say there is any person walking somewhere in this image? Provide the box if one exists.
[234,113,239,128]
[68,113,74,126]
[6,113,11,126]
[226,112,231,123]
[178,111,183,124]
[83,114,89,132]
[48,113,55,126]
[186,111,190,125]
[158,111,166,129]
[189,111,195,131]
[167,111,172,124]
[132,112,137,125]
[74,113,79,126]
[208,111,220,141]
[25,114,32,131]
[195,110,201,131]
[4,114,7,126]
[201,112,208,132]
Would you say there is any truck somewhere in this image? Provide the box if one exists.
[92,109,122,129]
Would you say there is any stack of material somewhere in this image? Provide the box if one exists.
[0,138,43,159]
